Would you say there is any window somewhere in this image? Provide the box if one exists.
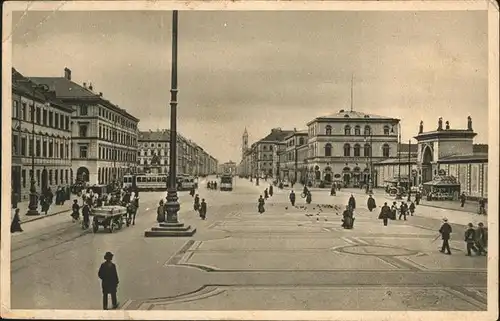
[354,144,361,157]
[364,144,371,157]
[48,111,53,127]
[81,105,88,115]
[36,140,41,156]
[354,126,361,136]
[42,141,47,157]
[382,144,390,157]
[29,104,34,122]
[36,169,40,186]
[22,170,26,188]
[364,125,371,136]
[60,115,64,129]
[13,100,19,118]
[42,109,47,125]
[49,142,53,157]
[55,169,58,185]
[36,106,41,124]
[325,125,332,135]
[344,125,351,135]
[79,145,88,158]
[54,112,59,129]
[65,170,68,183]
[22,103,27,120]
[343,143,351,157]
[383,125,390,135]
[60,169,64,184]
[21,137,27,156]
[79,124,88,137]
[324,143,332,157]
[99,126,102,138]
[65,116,70,130]
[60,143,64,159]
[12,135,18,155]
[66,143,69,158]
[99,147,102,159]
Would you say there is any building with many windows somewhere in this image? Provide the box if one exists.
[278,129,308,182]
[30,67,140,185]
[11,68,73,200]
[250,128,294,178]
[305,109,400,187]
[218,161,237,175]
[137,129,217,176]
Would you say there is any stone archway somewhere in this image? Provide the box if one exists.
[76,167,90,183]
[421,145,433,183]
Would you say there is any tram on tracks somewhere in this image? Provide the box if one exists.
[122,173,196,191]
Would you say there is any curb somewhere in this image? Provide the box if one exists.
[23,208,71,224]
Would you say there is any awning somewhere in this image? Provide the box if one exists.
[423,175,460,187]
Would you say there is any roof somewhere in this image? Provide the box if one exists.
[399,143,418,153]
[12,68,72,112]
[375,157,418,165]
[423,175,460,186]
[284,130,308,140]
[138,130,171,141]
[439,153,488,163]
[258,128,295,143]
[309,110,398,125]
[29,76,139,122]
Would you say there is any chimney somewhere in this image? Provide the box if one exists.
[99,92,103,97]
[64,67,71,80]
[89,83,93,91]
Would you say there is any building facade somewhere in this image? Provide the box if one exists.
[137,129,217,176]
[305,109,400,187]
[279,130,308,182]
[218,161,237,175]
[12,68,73,200]
[251,128,294,178]
[414,117,488,200]
[30,67,140,185]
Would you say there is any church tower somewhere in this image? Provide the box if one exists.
[242,128,249,159]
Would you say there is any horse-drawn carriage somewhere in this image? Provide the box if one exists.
[91,205,128,233]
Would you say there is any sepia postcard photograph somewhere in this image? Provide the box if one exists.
[1,1,499,320]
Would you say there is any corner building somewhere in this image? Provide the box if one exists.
[305,109,400,187]
[30,68,140,185]
[12,68,73,200]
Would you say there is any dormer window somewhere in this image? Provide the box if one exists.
[354,126,361,135]
[344,125,351,135]
[364,125,371,136]
[325,125,332,135]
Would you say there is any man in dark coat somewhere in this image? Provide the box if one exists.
[475,222,487,255]
[464,223,478,256]
[378,202,391,226]
[460,192,466,207]
[305,191,312,204]
[409,201,416,216]
[398,202,408,221]
[258,195,265,214]
[11,208,23,233]
[269,185,274,197]
[199,199,207,220]
[330,185,336,196]
[348,194,356,210]
[438,218,452,255]
[157,200,165,223]
[82,204,91,229]
[367,195,376,212]
[289,190,296,207]
[264,188,269,199]
[98,252,119,310]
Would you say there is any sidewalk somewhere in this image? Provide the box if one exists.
[14,199,74,224]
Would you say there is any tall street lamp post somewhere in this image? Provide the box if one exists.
[391,122,402,200]
[407,139,412,202]
[364,131,373,194]
[26,83,50,216]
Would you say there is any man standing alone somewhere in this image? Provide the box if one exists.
[438,218,452,255]
[98,251,119,310]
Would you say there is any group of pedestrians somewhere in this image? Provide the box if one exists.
[438,219,488,256]
[207,181,217,190]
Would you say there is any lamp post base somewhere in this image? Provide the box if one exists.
[144,188,196,237]
[25,209,40,216]
[25,191,40,216]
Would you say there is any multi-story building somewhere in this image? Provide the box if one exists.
[305,109,400,187]
[30,67,140,185]
[137,129,217,176]
[238,128,252,177]
[279,129,308,182]
[250,128,294,178]
[11,68,73,200]
[218,161,237,175]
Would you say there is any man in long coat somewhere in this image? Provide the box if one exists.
[348,194,356,210]
[438,218,452,255]
[98,252,119,310]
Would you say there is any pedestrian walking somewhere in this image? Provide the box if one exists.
[71,199,80,222]
[82,203,90,229]
[194,194,200,211]
[10,208,23,233]
[98,252,119,310]
[415,191,421,205]
[460,192,466,207]
[258,195,265,214]
[367,195,376,212]
[264,188,269,199]
[41,197,50,215]
[305,191,312,204]
[289,190,296,207]
[464,223,479,256]
[348,194,356,210]
[409,201,416,216]
[398,202,408,221]
[438,218,452,255]
[189,186,195,197]
[378,202,391,226]
[390,202,397,220]
[269,185,274,197]
[478,198,486,215]
[199,199,207,220]
[475,222,488,255]
[11,189,19,209]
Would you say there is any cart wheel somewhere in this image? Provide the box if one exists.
[109,222,114,233]
[92,222,98,233]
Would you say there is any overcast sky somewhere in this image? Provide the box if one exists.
[12,10,488,162]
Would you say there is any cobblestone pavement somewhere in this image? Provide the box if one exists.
[9,177,488,311]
